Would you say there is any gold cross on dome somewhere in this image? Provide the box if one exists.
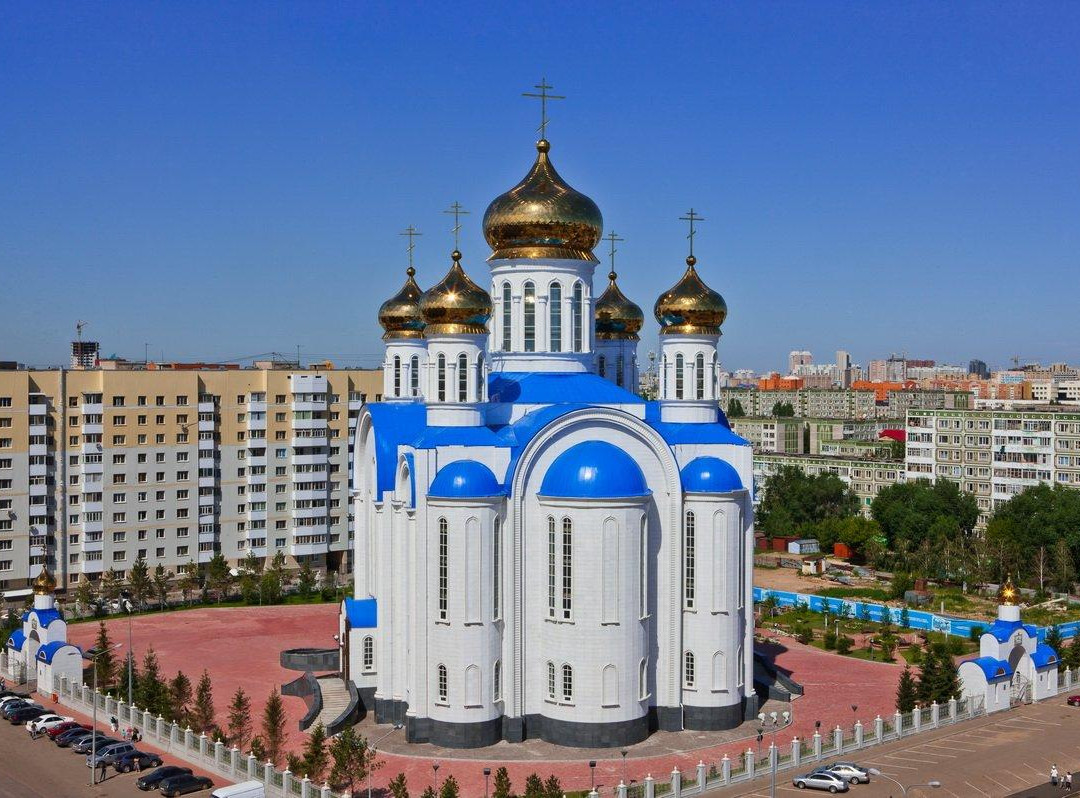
[522,78,565,140]
[399,225,421,268]
[679,208,705,258]
[605,231,624,275]
[443,202,470,251]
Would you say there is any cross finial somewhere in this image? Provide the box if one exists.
[605,231,624,279]
[399,225,421,271]
[522,77,565,141]
[679,208,705,260]
[443,202,470,252]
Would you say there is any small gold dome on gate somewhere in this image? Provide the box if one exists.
[32,567,57,595]
[653,256,728,335]
[378,267,426,340]
[418,251,493,335]
[595,271,644,340]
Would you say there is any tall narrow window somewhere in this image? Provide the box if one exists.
[562,663,573,703]
[572,282,583,352]
[502,282,512,351]
[410,356,419,396]
[457,353,468,402]
[547,516,556,619]
[561,517,573,620]
[465,665,481,706]
[393,356,401,397]
[437,664,448,702]
[602,518,618,623]
[362,636,374,671]
[684,651,696,688]
[549,283,562,351]
[639,658,648,700]
[476,354,484,401]
[547,661,556,700]
[438,517,448,621]
[712,651,726,691]
[493,660,502,701]
[684,510,696,609]
[602,664,618,706]
[675,354,684,399]
[492,517,502,620]
[437,354,446,402]
[616,355,625,387]
[695,353,705,399]
[598,355,606,378]
[523,282,536,352]
[639,516,648,618]
[661,355,667,395]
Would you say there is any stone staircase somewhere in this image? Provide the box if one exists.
[313,675,353,735]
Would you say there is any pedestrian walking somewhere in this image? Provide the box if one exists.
[1052,764,1060,787]
[98,761,108,783]
[134,756,143,772]
[1066,771,1073,790]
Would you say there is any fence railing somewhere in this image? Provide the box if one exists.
[54,676,339,798]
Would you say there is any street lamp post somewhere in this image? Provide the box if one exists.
[620,749,629,787]
[483,767,491,798]
[758,710,791,798]
[367,723,403,798]
[868,768,941,796]
[122,593,134,708]
[589,760,597,792]
[85,642,123,786]
[433,761,440,795]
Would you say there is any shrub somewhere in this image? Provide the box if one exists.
[795,625,814,645]
[836,636,853,655]
[823,630,837,650]
[947,636,966,656]
[968,625,985,643]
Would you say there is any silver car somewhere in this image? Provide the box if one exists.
[86,740,136,768]
[793,770,850,792]
[824,762,870,785]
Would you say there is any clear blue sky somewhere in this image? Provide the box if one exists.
[2,3,1077,372]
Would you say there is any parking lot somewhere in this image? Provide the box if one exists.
[705,695,1080,798]
[0,692,218,798]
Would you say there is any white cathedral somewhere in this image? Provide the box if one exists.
[340,128,756,748]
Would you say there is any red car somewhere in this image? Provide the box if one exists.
[46,721,91,739]
[1067,695,1080,707]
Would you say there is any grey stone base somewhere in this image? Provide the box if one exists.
[428,716,503,748]
[357,686,375,720]
[374,696,408,726]
[656,705,683,731]
[405,714,433,743]
[502,716,524,743]
[683,700,744,731]
[744,692,760,720]
[523,713,649,748]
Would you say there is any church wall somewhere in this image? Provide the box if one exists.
[595,339,638,392]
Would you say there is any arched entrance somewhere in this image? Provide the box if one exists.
[1008,644,1031,705]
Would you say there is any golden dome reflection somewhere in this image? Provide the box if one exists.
[378,266,426,340]
[653,256,728,335]
[595,271,644,340]
[32,567,57,595]
[418,251,493,335]
[483,140,603,263]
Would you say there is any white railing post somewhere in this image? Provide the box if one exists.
[721,755,731,784]
[157,714,165,738]
[854,720,863,748]
[282,769,292,796]
[874,714,884,741]
[833,725,843,754]
[617,781,628,798]
[746,748,756,778]
[893,710,903,737]
[644,773,655,798]
[913,707,922,733]
[792,737,801,767]
[587,791,599,798]
[948,698,957,722]
[185,726,194,749]
[671,767,682,798]
[696,761,706,792]
[930,701,940,727]
[812,731,822,759]
[263,761,274,783]
[199,732,208,757]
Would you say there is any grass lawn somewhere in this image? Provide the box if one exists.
[815,586,892,601]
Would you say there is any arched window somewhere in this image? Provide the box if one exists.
[639,658,648,700]
[737,645,745,690]
[602,664,618,706]
[639,516,648,619]
[393,356,401,397]
[597,355,606,378]
[616,354,624,387]
[549,282,562,352]
[438,518,448,621]
[523,282,536,352]
[675,354,684,399]
[561,517,573,620]
[436,354,446,402]
[493,660,502,702]
[661,355,667,395]
[562,663,574,703]
[683,651,696,688]
[410,355,419,396]
[684,510,696,609]
[572,282,583,352]
[362,636,374,672]
[465,664,481,706]
[476,353,485,401]
[492,517,502,621]
[547,661,556,700]
[457,353,468,402]
[547,516,556,619]
[712,651,726,691]
[695,353,705,399]
[501,282,512,351]
[437,663,448,703]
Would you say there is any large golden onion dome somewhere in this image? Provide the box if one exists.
[418,251,493,335]
[32,566,57,595]
[378,267,425,340]
[482,140,603,263]
[595,270,644,340]
[654,256,728,335]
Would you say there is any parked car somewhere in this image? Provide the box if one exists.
[72,734,117,754]
[55,727,96,747]
[0,694,28,707]
[1068,695,1080,707]
[0,690,24,699]
[159,773,214,796]
[46,721,91,739]
[8,706,48,724]
[823,762,870,785]
[86,740,137,768]
[27,714,73,733]
[113,749,163,773]
[793,770,850,792]
[136,766,192,791]
[0,699,39,718]
[210,781,265,798]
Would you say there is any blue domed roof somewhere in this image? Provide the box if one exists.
[681,456,743,493]
[540,441,650,499]
[429,460,504,498]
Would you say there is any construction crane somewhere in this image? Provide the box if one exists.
[76,320,88,343]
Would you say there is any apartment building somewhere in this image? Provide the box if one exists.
[0,366,382,596]
[730,417,806,453]
[906,407,1080,527]
[719,387,877,420]
[753,453,904,515]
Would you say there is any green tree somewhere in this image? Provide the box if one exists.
[492,766,513,798]
[153,564,170,609]
[261,687,288,767]
[388,773,410,798]
[896,665,918,713]
[899,605,910,629]
[135,646,170,716]
[1067,635,1080,671]
[986,484,1080,585]
[726,398,746,418]
[101,568,123,601]
[420,789,436,798]
[1046,626,1064,657]
[179,560,201,604]
[206,553,232,603]
[92,621,116,688]
[872,479,980,564]
[260,567,283,605]
[930,643,961,703]
[241,550,261,575]
[301,722,329,783]
[524,773,544,798]
[227,686,253,751]
[543,775,563,798]
[757,466,860,538]
[770,400,796,417]
[191,669,216,733]
[440,775,460,798]
[249,735,267,762]
[286,752,304,776]
[328,726,378,794]
[917,647,939,706]
[168,671,193,725]
[128,556,152,606]
[297,561,318,597]
[75,576,96,613]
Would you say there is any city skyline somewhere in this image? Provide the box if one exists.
[3,4,1078,371]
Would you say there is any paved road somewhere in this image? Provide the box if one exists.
[706,696,1080,798]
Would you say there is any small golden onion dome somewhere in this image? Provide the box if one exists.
[1000,576,1018,606]
[653,255,728,335]
[32,566,57,595]
[418,251,493,335]
[595,271,644,340]
[482,139,603,263]
[378,267,426,341]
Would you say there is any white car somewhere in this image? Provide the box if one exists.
[27,714,74,733]
[0,695,28,707]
